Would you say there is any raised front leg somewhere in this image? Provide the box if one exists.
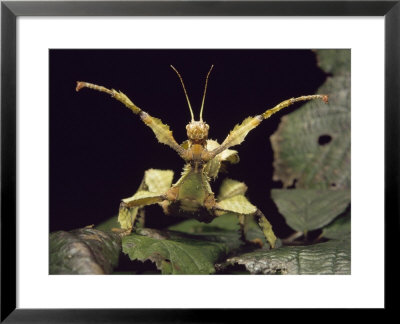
[76,82,186,156]
[206,94,328,159]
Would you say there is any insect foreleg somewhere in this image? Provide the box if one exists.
[76,81,141,114]
[207,94,328,158]
[76,81,185,156]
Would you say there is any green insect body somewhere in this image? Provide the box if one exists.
[175,167,210,212]
[76,65,328,249]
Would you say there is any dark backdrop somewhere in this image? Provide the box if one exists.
[50,49,326,237]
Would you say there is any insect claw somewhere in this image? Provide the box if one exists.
[322,95,329,103]
[75,81,85,92]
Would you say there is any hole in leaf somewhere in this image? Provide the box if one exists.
[318,134,332,145]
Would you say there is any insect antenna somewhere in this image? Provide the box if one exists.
[199,65,214,122]
[170,65,195,121]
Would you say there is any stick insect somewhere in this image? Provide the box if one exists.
[76,65,327,248]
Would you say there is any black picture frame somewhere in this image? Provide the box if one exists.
[1,0,397,321]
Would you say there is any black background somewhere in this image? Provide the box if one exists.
[50,49,327,238]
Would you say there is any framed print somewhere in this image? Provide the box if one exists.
[1,0,397,321]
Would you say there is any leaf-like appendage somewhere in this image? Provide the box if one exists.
[204,140,240,179]
[222,116,261,148]
[271,189,350,232]
[217,194,257,215]
[122,190,165,207]
[223,239,350,274]
[218,178,248,200]
[144,169,174,193]
[118,205,139,230]
[219,149,240,165]
[270,50,350,189]
[49,228,121,274]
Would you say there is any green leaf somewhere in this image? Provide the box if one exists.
[169,213,240,232]
[271,189,350,232]
[49,228,121,274]
[322,212,351,240]
[96,215,120,232]
[169,213,270,250]
[316,49,351,75]
[222,240,350,274]
[121,213,257,274]
[122,229,234,274]
[270,49,350,189]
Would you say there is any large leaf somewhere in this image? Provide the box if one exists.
[321,212,351,240]
[49,228,122,274]
[122,212,275,274]
[270,49,350,189]
[122,228,235,274]
[271,189,350,232]
[169,213,241,233]
[170,213,272,249]
[221,240,350,274]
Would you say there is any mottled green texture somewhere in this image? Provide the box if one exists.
[270,50,350,189]
[176,168,209,209]
[49,228,121,274]
[322,212,351,240]
[271,189,350,232]
[122,229,233,274]
[224,240,350,274]
[121,211,279,274]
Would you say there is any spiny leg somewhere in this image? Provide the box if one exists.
[215,208,276,248]
[216,179,258,244]
[214,194,277,248]
[206,94,328,159]
[253,209,277,249]
[76,82,185,156]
